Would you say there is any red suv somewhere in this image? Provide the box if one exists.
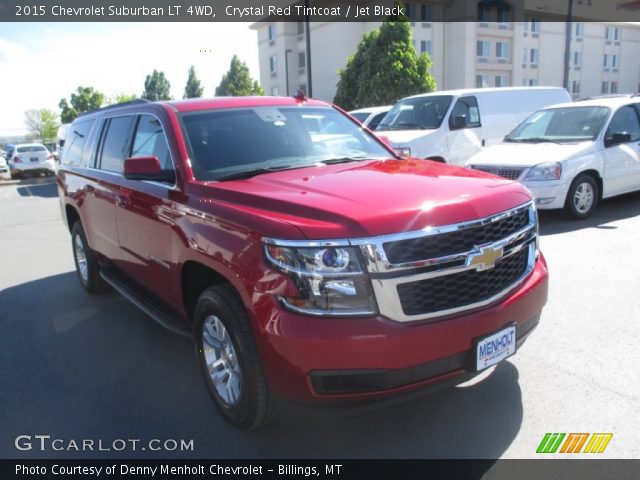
[57,96,548,429]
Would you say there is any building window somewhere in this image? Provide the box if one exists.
[602,81,609,94]
[575,22,583,38]
[476,75,489,88]
[612,54,619,69]
[572,80,580,95]
[268,24,276,42]
[420,4,432,21]
[297,22,304,35]
[477,40,490,58]
[298,51,306,71]
[497,7,510,23]
[573,51,582,66]
[271,86,279,96]
[421,40,432,55]
[404,2,416,21]
[529,79,538,86]
[478,6,490,22]
[614,27,621,41]
[611,81,618,94]
[495,75,508,87]
[270,55,278,75]
[603,54,609,68]
[606,26,621,41]
[530,48,539,65]
[522,48,528,64]
[496,42,509,59]
[524,18,539,33]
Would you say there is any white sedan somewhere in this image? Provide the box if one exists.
[8,143,56,178]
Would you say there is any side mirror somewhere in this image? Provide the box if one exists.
[123,156,174,183]
[59,139,65,147]
[605,132,631,147]
[451,114,467,130]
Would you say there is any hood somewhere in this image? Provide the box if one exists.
[374,129,438,146]
[202,159,532,239]
[467,141,596,167]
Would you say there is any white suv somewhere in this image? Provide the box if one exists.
[466,95,640,219]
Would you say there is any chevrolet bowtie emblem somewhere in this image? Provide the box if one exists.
[469,245,503,271]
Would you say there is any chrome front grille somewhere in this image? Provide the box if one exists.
[471,165,526,180]
[354,202,538,323]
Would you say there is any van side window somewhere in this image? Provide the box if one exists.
[368,112,387,131]
[62,120,95,167]
[605,106,640,143]
[131,115,173,171]
[449,96,481,130]
[97,116,134,173]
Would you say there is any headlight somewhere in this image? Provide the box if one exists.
[524,162,562,181]
[394,147,411,158]
[263,241,378,317]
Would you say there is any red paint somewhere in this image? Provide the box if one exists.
[58,96,548,403]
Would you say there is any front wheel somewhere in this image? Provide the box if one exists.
[71,222,110,293]
[564,174,599,219]
[194,285,273,430]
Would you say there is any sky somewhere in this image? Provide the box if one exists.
[0,22,260,136]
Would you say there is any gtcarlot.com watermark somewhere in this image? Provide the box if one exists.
[15,435,194,452]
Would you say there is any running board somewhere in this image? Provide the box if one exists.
[100,269,192,338]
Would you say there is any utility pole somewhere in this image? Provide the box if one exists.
[304,0,312,97]
[562,0,574,91]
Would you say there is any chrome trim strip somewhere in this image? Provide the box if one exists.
[278,298,376,317]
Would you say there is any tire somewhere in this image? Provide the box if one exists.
[71,221,110,293]
[564,173,599,219]
[194,285,273,430]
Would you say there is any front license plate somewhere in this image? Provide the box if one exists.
[475,324,516,371]
[30,157,39,162]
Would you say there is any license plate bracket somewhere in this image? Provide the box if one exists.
[474,324,517,372]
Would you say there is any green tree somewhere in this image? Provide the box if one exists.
[183,65,204,99]
[59,86,105,123]
[142,70,172,101]
[334,19,436,111]
[107,92,139,105]
[215,55,264,96]
[24,109,59,141]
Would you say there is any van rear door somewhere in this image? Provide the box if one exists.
[446,96,484,165]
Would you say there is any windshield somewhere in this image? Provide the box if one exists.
[181,106,393,181]
[505,106,610,143]
[377,95,453,131]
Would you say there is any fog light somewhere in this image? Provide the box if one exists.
[535,197,555,206]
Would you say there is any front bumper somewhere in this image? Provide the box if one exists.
[523,180,571,210]
[253,254,548,402]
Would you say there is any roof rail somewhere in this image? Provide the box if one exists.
[78,98,150,117]
[576,93,634,102]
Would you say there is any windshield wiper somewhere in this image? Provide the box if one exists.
[507,137,562,144]
[319,156,369,165]
[215,165,304,181]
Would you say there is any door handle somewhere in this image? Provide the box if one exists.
[115,195,130,207]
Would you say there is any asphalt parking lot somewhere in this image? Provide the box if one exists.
[1,178,639,459]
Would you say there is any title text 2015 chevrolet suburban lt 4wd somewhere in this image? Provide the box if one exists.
[57,96,548,429]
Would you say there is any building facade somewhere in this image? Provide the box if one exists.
[252,1,640,103]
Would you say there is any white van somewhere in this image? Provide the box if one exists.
[466,95,640,219]
[375,87,571,165]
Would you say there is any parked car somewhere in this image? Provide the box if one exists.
[57,96,548,429]
[8,143,55,178]
[348,105,392,130]
[466,95,640,219]
[375,87,571,165]
[0,153,10,180]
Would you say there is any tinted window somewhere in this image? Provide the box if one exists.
[377,95,453,131]
[606,106,640,142]
[98,116,134,173]
[368,112,388,130]
[449,96,481,129]
[131,115,172,170]
[16,145,47,153]
[181,106,392,181]
[350,112,370,123]
[63,120,95,166]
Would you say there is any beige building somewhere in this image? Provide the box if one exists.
[252,1,640,103]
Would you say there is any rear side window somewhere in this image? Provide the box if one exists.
[131,115,173,170]
[98,116,134,173]
[606,105,640,142]
[62,120,94,167]
[368,112,387,130]
[449,96,481,130]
